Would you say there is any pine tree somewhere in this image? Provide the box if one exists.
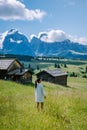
[37,65,40,70]
[54,63,57,68]
[64,64,67,68]
[28,64,31,69]
[86,66,87,73]
[57,64,60,68]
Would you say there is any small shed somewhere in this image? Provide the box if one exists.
[36,69,67,86]
[8,69,32,83]
[0,58,32,83]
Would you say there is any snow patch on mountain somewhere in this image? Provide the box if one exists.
[8,29,18,35]
[69,50,87,55]
[10,38,22,44]
[0,31,8,48]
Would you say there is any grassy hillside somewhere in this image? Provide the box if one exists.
[0,77,87,130]
[22,59,87,78]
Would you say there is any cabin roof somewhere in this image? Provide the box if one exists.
[0,58,22,70]
[0,59,15,70]
[8,69,32,76]
[37,69,67,77]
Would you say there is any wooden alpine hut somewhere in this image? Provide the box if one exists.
[36,69,67,86]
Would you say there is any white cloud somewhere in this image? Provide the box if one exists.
[30,29,87,45]
[68,35,87,45]
[38,30,67,42]
[63,0,76,7]
[0,0,46,21]
[78,37,87,44]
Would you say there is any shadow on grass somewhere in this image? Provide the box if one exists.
[66,85,71,88]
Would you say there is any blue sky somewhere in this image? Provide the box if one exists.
[0,0,87,44]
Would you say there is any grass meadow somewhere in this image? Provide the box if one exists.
[22,59,87,77]
[0,77,87,130]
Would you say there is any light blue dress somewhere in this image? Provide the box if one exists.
[35,83,45,102]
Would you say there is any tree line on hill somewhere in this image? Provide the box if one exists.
[0,54,34,61]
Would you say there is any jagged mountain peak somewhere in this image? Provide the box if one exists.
[7,29,24,36]
[0,29,35,56]
[4,29,29,45]
[39,33,47,39]
[8,28,18,34]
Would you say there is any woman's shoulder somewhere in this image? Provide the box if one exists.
[38,83,43,87]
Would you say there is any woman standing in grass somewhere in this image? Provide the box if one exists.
[35,78,46,111]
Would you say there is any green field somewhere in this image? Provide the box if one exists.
[0,77,87,130]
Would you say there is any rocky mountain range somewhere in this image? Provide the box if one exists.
[0,29,87,60]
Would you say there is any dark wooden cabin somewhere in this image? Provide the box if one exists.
[8,69,32,83]
[0,58,32,83]
[36,69,67,86]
